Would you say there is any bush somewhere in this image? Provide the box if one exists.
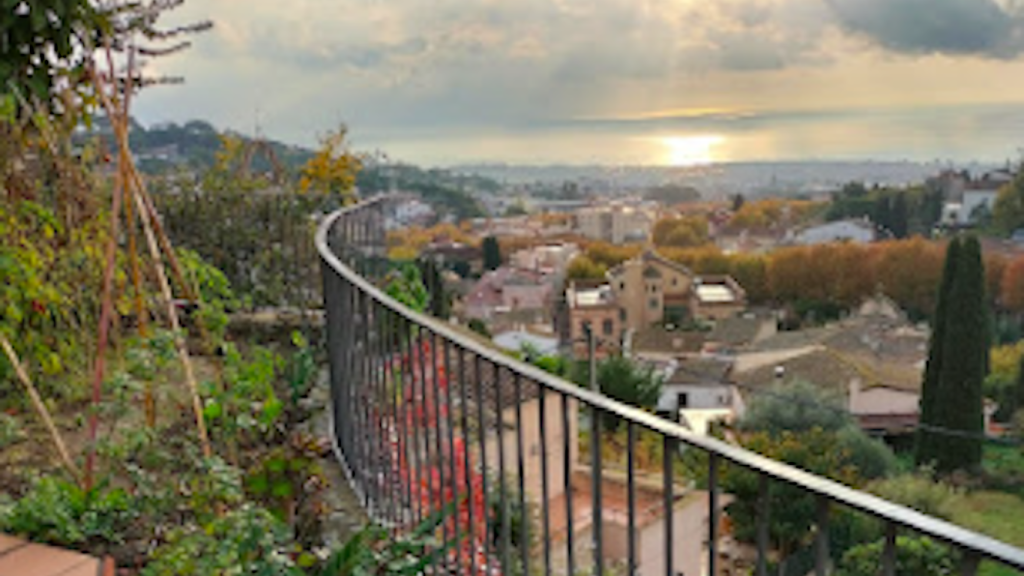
[0,476,137,549]
[837,536,955,576]
[142,504,302,576]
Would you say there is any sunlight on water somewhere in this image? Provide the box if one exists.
[659,135,725,166]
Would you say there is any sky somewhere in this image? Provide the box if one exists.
[135,0,1024,167]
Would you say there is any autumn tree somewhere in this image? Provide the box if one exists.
[565,255,607,281]
[1001,256,1024,312]
[298,126,362,201]
[651,215,709,248]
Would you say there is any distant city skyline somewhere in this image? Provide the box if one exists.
[137,0,1024,167]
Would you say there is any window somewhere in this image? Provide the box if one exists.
[619,281,625,291]
[602,318,613,336]
[677,392,690,409]
[649,298,658,309]
[619,308,626,322]
[581,320,591,334]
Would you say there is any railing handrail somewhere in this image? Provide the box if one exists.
[316,196,1024,570]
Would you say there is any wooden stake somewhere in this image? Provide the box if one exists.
[1,336,81,481]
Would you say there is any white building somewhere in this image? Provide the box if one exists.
[793,218,876,245]
[510,243,579,275]
[958,190,999,225]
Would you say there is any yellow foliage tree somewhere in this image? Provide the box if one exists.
[298,126,362,202]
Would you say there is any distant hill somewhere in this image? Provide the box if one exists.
[78,117,315,175]
[357,162,494,221]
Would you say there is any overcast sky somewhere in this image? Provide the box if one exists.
[134,0,1024,166]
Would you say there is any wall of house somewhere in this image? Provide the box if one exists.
[503,283,551,310]
[657,384,733,412]
[484,392,579,504]
[637,492,709,576]
[610,257,692,332]
[693,301,746,321]
[848,381,918,416]
[569,306,621,351]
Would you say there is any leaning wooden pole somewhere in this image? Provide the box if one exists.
[1,336,81,481]
[82,146,124,491]
[91,66,212,459]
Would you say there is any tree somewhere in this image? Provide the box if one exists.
[298,126,362,201]
[716,382,897,572]
[574,356,662,430]
[481,236,501,271]
[916,236,988,473]
[993,166,1024,234]
[1001,255,1024,312]
[566,256,607,281]
[890,192,909,239]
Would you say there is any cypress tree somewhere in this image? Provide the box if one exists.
[916,238,960,467]
[482,236,502,271]
[917,236,988,472]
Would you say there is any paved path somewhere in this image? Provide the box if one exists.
[0,534,112,576]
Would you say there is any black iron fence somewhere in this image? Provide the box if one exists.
[318,196,1024,576]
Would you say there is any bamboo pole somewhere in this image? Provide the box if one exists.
[91,66,212,459]
[82,137,124,490]
[1,336,81,481]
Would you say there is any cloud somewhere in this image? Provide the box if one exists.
[826,0,1024,57]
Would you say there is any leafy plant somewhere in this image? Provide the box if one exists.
[318,505,452,576]
[142,504,303,576]
[0,476,137,548]
[837,536,955,576]
[0,413,22,449]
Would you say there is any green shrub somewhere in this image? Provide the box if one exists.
[0,476,136,547]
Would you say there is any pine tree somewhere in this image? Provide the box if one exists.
[916,236,988,472]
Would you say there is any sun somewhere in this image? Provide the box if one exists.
[660,135,724,166]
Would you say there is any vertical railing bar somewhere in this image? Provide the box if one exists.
[960,551,980,576]
[401,315,425,525]
[442,337,463,573]
[708,453,720,576]
[429,330,450,569]
[415,326,440,574]
[361,291,377,512]
[514,373,530,576]
[366,296,382,517]
[539,388,552,576]
[495,363,511,576]
[815,496,831,576]
[392,309,415,527]
[562,393,576,576]
[882,522,897,576]
[379,306,401,530]
[372,297,389,518]
[756,473,770,576]
[591,403,603,576]
[475,354,493,573]
[457,345,479,576]
[350,286,368,506]
[627,422,637,576]
[663,435,675,576]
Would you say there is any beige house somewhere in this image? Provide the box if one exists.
[565,283,623,357]
[608,251,747,330]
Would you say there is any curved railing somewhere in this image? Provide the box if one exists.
[317,196,1024,576]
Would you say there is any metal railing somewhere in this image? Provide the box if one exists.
[317,196,1024,576]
